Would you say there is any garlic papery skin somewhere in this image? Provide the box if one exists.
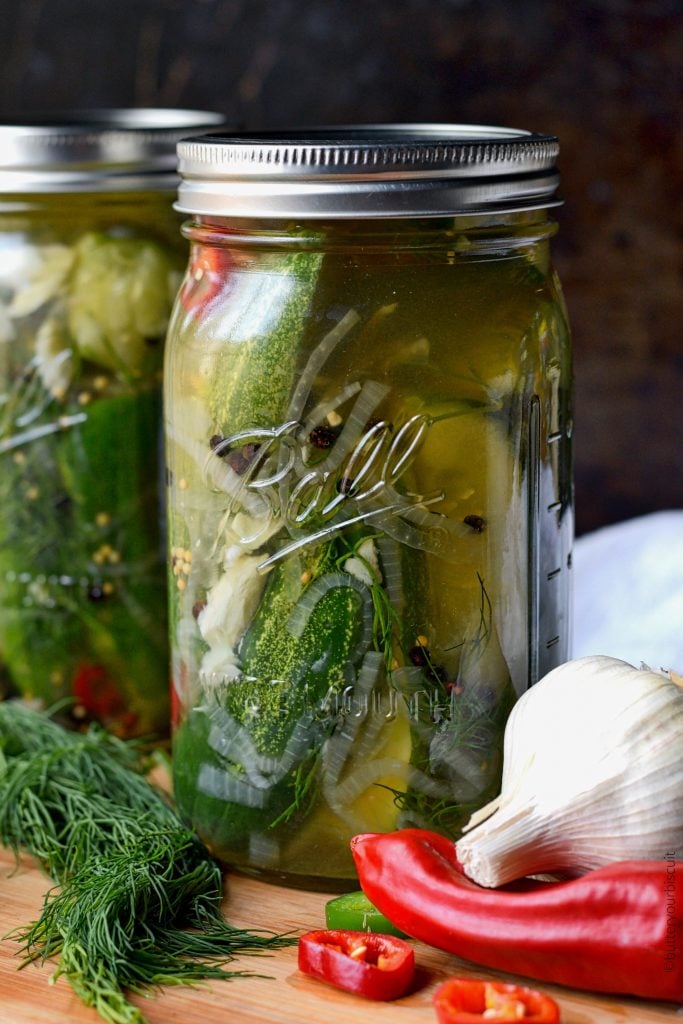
[455,655,683,888]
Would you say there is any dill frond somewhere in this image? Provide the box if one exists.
[0,701,293,1024]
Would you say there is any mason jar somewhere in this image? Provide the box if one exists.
[0,109,225,736]
[166,126,573,888]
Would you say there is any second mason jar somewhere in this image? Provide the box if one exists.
[167,126,573,888]
[0,109,225,736]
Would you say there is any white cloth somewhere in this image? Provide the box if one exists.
[572,511,683,673]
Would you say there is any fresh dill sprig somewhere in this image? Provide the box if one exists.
[335,532,403,673]
[0,701,293,1024]
[267,745,323,830]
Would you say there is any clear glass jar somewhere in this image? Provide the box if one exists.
[0,109,225,736]
[166,127,573,888]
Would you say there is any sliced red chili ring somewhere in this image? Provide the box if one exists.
[298,928,415,1001]
[433,976,561,1023]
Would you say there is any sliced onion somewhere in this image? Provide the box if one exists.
[372,488,473,561]
[321,651,383,789]
[325,757,411,830]
[299,380,362,437]
[206,702,323,788]
[197,763,268,807]
[207,709,270,779]
[377,537,404,613]
[284,308,361,424]
[278,309,360,514]
[286,571,373,662]
[327,757,410,806]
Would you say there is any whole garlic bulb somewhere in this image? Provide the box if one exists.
[456,655,683,887]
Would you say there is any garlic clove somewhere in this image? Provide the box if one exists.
[456,655,683,887]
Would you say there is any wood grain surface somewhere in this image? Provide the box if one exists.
[0,845,680,1024]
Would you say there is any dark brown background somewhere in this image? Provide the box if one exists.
[1,0,681,535]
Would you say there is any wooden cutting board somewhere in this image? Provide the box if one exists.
[0,844,679,1024]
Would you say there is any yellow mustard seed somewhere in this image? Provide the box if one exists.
[416,634,429,648]
[178,478,188,491]
[93,375,109,391]
[26,486,40,500]
[102,581,115,595]
[108,550,121,564]
[77,391,92,406]
[177,577,187,592]
[95,512,111,528]
[13,451,26,465]
[300,570,313,585]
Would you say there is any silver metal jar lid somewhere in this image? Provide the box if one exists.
[0,108,227,193]
[176,124,560,219]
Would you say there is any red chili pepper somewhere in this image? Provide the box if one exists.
[297,929,415,1000]
[178,242,232,314]
[351,829,683,1002]
[433,977,560,1023]
[72,663,125,720]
